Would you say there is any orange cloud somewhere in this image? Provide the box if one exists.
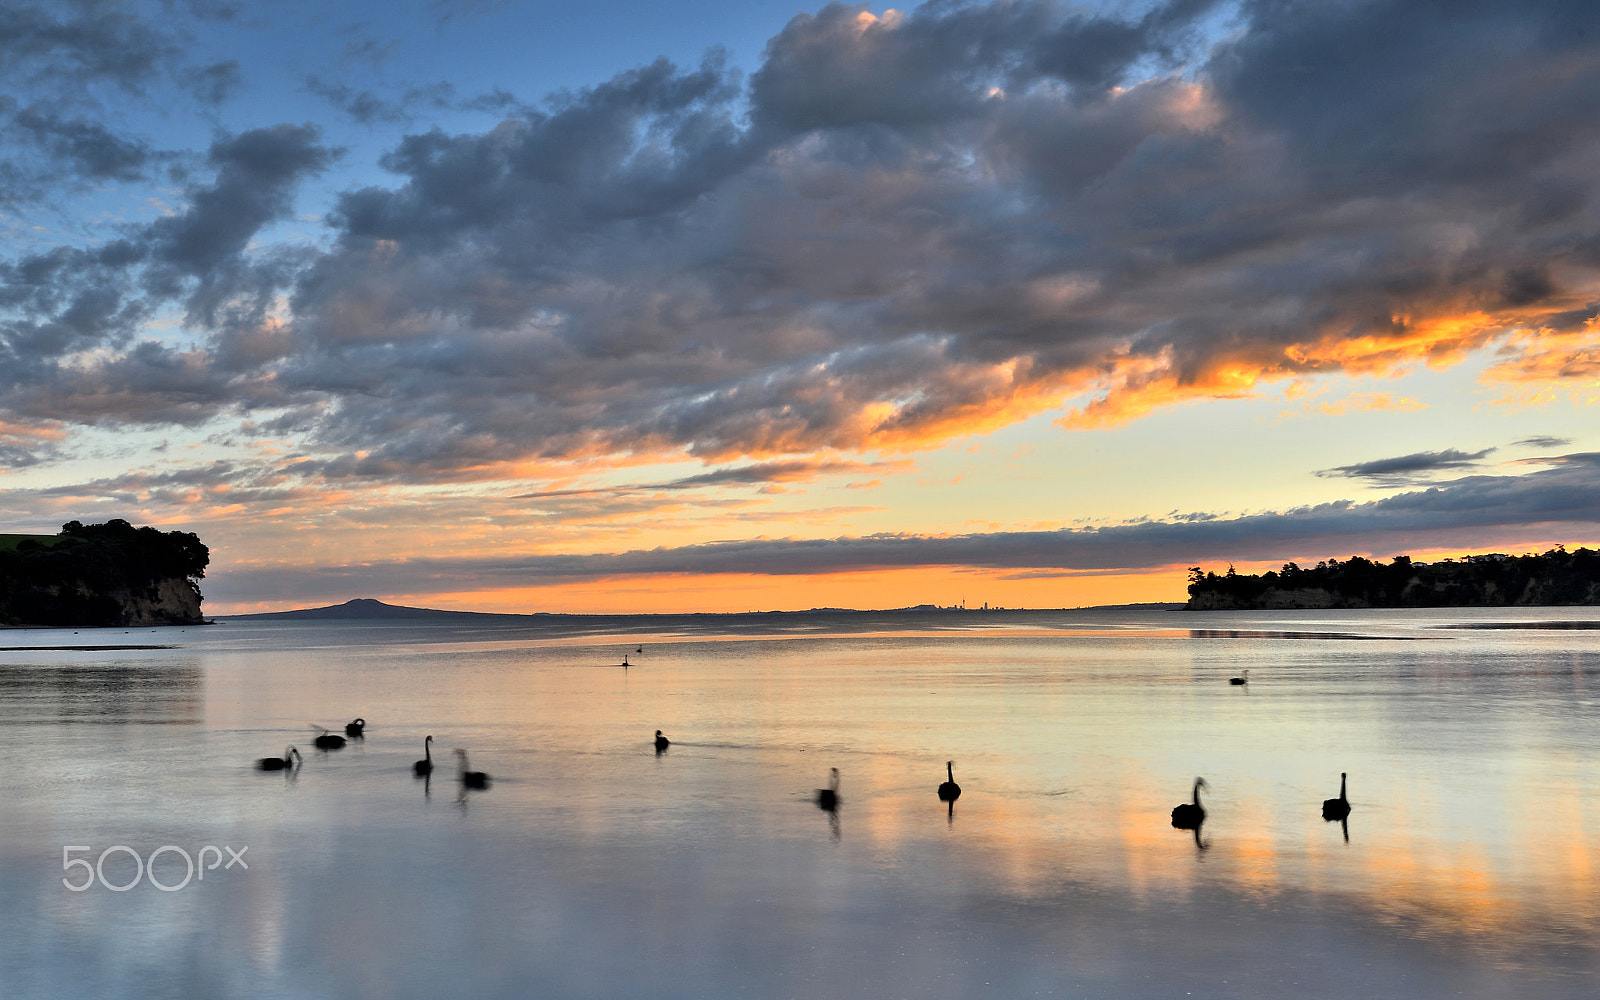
[1482,317,1600,406]
[1056,305,1592,430]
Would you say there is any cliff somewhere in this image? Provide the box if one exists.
[0,519,209,626]
[1186,548,1600,610]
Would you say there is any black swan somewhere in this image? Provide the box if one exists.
[257,746,301,771]
[817,768,840,811]
[312,726,346,750]
[1322,772,1351,821]
[654,730,670,751]
[344,718,366,737]
[456,749,490,789]
[414,735,434,776]
[1171,777,1207,828]
[938,761,961,802]
[1229,669,1249,685]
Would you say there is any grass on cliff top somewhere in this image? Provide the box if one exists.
[0,534,63,552]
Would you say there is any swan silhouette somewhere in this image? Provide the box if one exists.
[654,730,670,751]
[1229,669,1249,685]
[257,746,301,771]
[312,726,346,750]
[622,654,630,667]
[456,749,489,789]
[938,761,961,802]
[817,768,840,811]
[414,735,434,776]
[344,718,366,737]
[1322,772,1351,821]
[1171,777,1207,828]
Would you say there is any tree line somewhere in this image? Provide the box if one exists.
[1187,547,1600,609]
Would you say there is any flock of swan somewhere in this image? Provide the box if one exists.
[257,719,491,791]
[254,669,1353,842]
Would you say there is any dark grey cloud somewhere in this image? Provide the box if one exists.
[1515,436,1572,449]
[305,76,475,126]
[205,452,1600,604]
[1316,448,1497,485]
[181,60,242,105]
[0,124,335,424]
[0,5,246,202]
[10,106,151,179]
[0,2,175,92]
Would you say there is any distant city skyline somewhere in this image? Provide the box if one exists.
[1,0,1598,613]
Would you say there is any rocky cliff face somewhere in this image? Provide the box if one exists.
[26,577,204,626]
[120,577,205,625]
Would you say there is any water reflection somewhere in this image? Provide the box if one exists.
[0,661,201,724]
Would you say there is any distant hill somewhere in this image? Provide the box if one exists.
[226,598,528,620]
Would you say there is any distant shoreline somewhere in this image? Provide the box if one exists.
[222,597,1190,621]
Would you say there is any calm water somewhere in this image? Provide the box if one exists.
[2,607,1598,998]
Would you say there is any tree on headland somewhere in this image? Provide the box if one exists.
[1186,547,1600,609]
[0,520,209,626]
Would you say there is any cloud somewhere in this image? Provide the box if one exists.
[0,3,176,92]
[513,457,909,497]
[1316,448,1498,486]
[5,0,1600,484]
[0,124,336,429]
[204,452,1600,602]
[1514,436,1572,449]
[181,60,243,105]
[10,107,152,181]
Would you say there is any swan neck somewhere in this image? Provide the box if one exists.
[1192,779,1203,806]
[946,762,954,782]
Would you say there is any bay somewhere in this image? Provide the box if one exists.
[1,606,1597,998]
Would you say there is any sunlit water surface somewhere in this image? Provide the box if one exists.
[2,607,1599,998]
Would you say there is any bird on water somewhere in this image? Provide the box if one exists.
[1229,669,1249,686]
[257,746,301,771]
[938,761,961,802]
[344,718,366,737]
[1322,772,1351,821]
[654,730,670,751]
[414,735,434,776]
[817,768,840,811]
[312,726,346,750]
[456,749,490,789]
[1171,777,1207,829]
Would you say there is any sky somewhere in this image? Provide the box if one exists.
[1,0,1598,614]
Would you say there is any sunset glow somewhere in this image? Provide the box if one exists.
[1,0,1598,613]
